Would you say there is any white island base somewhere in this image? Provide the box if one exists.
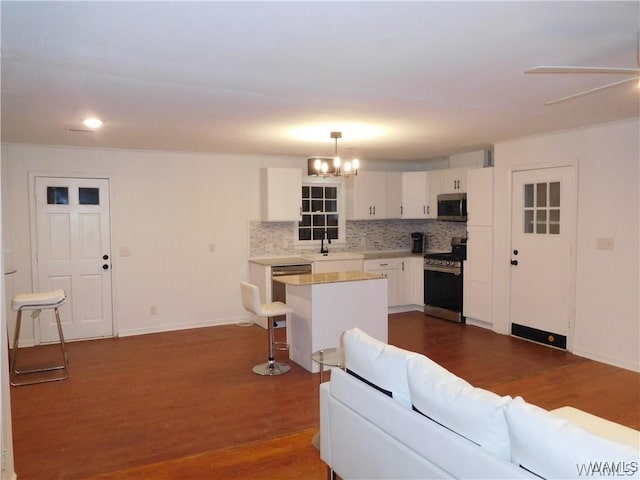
[275,271,388,373]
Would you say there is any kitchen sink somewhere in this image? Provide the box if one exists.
[302,252,365,262]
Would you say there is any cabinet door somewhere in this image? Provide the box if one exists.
[402,171,427,218]
[426,171,440,219]
[397,258,416,306]
[386,172,403,219]
[440,167,470,194]
[463,226,492,322]
[466,167,493,226]
[260,168,302,221]
[346,171,387,219]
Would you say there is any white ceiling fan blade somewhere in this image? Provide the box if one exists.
[526,66,640,75]
[545,76,640,105]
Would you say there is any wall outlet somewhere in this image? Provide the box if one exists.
[596,237,614,250]
[209,243,215,253]
[119,246,132,257]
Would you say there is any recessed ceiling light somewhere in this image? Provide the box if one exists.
[83,117,103,129]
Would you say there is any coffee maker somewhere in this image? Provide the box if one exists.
[411,232,425,254]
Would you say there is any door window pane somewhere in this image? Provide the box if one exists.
[47,187,69,205]
[523,181,561,235]
[550,182,560,207]
[536,183,547,207]
[79,187,100,205]
[524,184,533,208]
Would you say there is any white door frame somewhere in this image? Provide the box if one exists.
[28,171,117,344]
[507,161,578,352]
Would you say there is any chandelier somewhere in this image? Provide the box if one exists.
[308,131,360,177]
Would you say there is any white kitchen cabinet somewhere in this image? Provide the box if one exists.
[466,167,493,226]
[410,256,424,306]
[260,168,302,221]
[463,226,492,323]
[463,167,494,325]
[426,171,440,219]
[364,258,402,306]
[440,167,471,194]
[386,172,403,219]
[345,171,388,220]
[401,171,427,218]
[364,257,420,307]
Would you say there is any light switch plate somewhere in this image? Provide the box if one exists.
[596,238,614,250]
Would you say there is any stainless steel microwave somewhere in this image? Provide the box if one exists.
[437,193,467,222]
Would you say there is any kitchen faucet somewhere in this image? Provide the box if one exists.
[320,230,331,254]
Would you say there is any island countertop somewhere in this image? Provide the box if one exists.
[273,270,384,286]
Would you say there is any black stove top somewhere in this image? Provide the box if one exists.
[425,237,467,261]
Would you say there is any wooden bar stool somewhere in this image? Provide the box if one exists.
[240,281,293,376]
[10,289,69,386]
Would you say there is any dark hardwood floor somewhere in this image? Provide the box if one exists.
[10,312,639,479]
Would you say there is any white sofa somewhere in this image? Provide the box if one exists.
[319,328,640,479]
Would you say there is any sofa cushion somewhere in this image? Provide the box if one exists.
[506,396,640,479]
[342,327,418,409]
[407,354,512,461]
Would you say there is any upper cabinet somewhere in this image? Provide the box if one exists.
[439,167,471,194]
[426,171,440,219]
[260,168,302,222]
[466,167,493,226]
[386,172,403,219]
[345,171,389,220]
[401,171,428,218]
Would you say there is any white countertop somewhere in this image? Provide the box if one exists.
[272,271,384,286]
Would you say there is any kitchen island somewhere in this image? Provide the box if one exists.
[273,271,388,373]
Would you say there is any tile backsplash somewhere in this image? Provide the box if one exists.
[250,220,467,257]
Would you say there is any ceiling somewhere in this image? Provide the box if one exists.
[1,1,639,162]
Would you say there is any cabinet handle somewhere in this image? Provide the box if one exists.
[423,205,426,215]
[369,206,372,215]
[427,205,430,214]
[401,261,405,271]
[400,205,403,214]
[373,206,376,215]
[380,263,388,266]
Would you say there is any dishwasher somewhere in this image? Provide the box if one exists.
[271,263,312,326]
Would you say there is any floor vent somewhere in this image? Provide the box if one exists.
[511,323,567,350]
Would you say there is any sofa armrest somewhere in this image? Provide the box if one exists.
[319,381,331,467]
[551,406,640,449]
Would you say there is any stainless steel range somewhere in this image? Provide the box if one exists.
[424,237,466,323]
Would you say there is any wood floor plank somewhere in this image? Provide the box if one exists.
[10,312,639,479]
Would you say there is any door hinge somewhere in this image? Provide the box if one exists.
[2,447,7,471]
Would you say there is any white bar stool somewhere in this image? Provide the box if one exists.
[10,289,69,386]
[240,281,294,376]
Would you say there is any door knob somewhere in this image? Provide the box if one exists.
[103,264,109,270]
[103,254,109,260]
[510,259,518,266]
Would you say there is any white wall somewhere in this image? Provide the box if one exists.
[492,119,639,372]
[1,144,305,341]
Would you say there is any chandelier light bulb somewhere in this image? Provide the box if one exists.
[344,162,352,173]
[314,158,322,172]
[321,162,329,174]
[352,158,360,170]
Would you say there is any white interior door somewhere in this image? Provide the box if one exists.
[34,177,113,342]
[510,166,576,349]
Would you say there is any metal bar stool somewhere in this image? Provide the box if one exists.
[10,289,69,386]
[240,281,294,376]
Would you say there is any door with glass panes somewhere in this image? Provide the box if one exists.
[34,176,113,342]
[510,166,576,349]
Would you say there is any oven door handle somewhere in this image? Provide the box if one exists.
[424,265,461,275]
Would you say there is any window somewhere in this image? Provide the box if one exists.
[523,181,560,235]
[47,186,69,205]
[298,185,339,241]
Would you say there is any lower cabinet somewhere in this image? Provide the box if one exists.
[364,257,421,308]
[463,226,493,323]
